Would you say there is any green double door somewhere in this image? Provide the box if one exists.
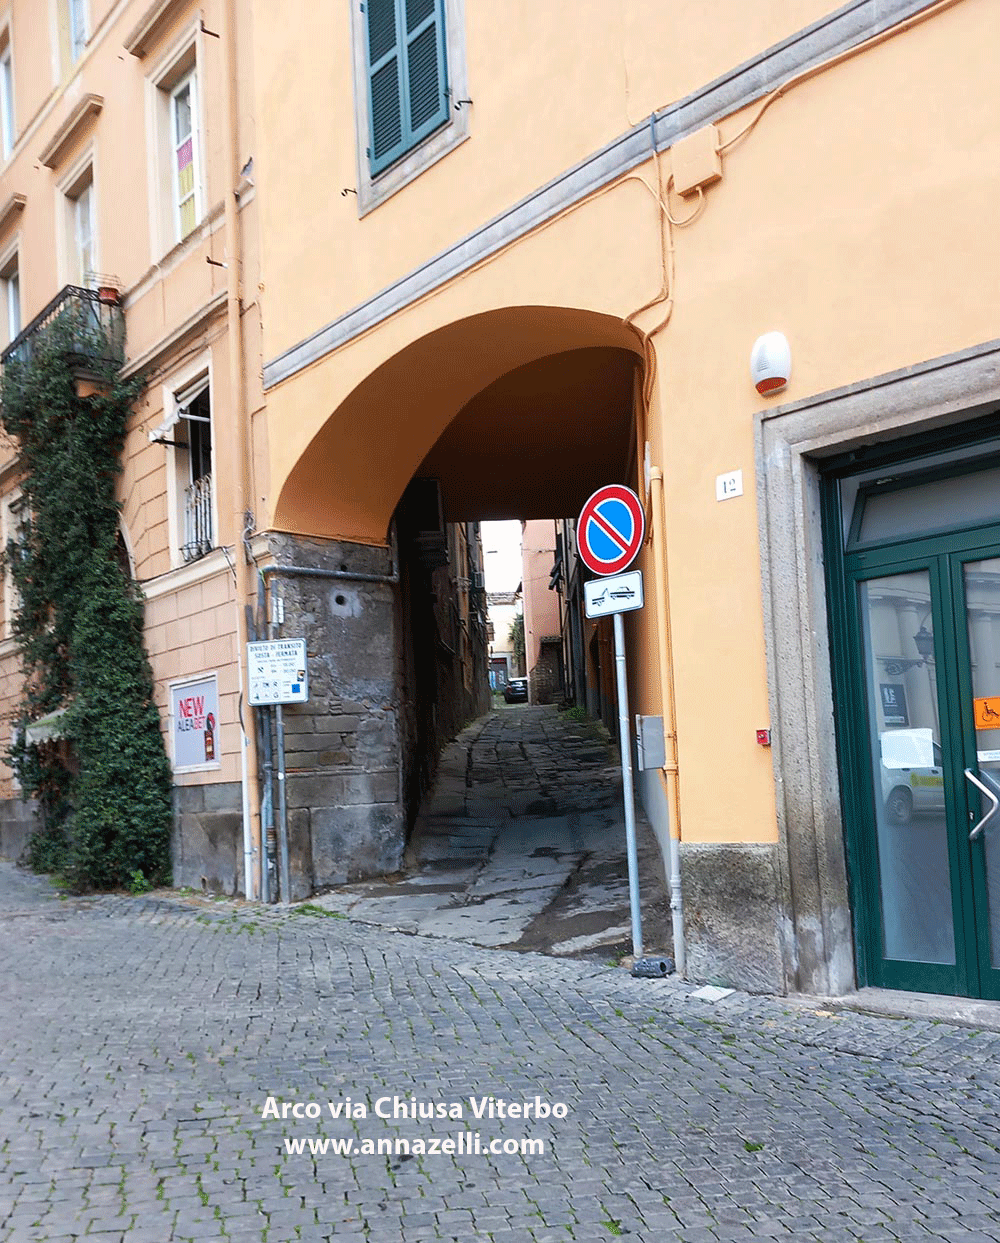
[842,522,1000,997]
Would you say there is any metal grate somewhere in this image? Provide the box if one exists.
[182,473,213,563]
[0,284,124,370]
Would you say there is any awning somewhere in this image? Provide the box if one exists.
[24,707,68,744]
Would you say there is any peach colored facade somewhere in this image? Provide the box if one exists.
[520,520,560,700]
[3,0,999,999]
[0,0,259,890]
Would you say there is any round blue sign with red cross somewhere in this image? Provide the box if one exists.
[576,484,645,577]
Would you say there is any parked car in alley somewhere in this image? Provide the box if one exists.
[504,677,528,704]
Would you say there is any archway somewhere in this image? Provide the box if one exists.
[263,305,645,897]
[274,306,642,542]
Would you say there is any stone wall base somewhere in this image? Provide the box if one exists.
[171,777,408,901]
[0,798,38,864]
[172,783,245,895]
[681,842,786,994]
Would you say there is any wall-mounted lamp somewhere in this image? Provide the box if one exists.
[882,624,935,675]
[913,625,934,661]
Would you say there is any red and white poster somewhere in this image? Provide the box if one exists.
[170,674,220,771]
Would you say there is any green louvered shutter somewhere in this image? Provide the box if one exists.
[364,0,449,177]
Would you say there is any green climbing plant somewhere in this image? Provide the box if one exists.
[0,304,172,891]
[508,612,525,674]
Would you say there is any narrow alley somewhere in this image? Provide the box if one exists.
[310,705,673,960]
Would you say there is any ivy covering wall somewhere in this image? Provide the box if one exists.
[0,309,172,891]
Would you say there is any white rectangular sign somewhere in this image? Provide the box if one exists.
[585,570,644,619]
[170,674,220,771]
[716,469,743,501]
[247,639,309,706]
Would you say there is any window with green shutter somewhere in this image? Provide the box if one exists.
[364,0,449,176]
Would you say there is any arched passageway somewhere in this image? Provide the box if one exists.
[261,306,647,906]
[274,306,642,541]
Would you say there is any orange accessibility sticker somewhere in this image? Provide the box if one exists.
[975,697,1000,730]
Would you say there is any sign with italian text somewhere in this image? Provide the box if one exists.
[248,639,309,706]
[170,674,220,771]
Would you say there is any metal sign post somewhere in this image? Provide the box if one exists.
[247,638,310,905]
[577,484,646,960]
[613,610,643,959]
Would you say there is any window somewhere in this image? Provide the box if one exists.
[68,0,87,62]
[364,0,449,175]
[352,0,469,212]
[149,43,203,253]
[0,40,14,158]
[2,489,27,640]
[154,360,218,569]
[1,252,19,347]
[170,72,200,241]
[61,165,97,287]
[176,382,213,563]
[74,180,94,284]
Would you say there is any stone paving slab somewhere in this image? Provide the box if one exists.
[4,872,1000,1240]
[311,706,672,960]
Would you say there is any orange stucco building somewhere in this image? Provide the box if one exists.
[2,0,999,1004]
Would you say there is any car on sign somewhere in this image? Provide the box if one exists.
[504,677,528,704]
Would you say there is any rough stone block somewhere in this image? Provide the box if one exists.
[172,785,205,814]
[311,804,406,887]
[286,774,345,809]
[0,798,36,863]
[173,811,241,896]
[201,782,242,813]
[288,808,313,902]
[317,749,352,767]
[315,715,362,735]
[277,711,314,735]
[681,842,784,993]
[283,732,345,753]
[353,714,398,765]
[341,771,398,806]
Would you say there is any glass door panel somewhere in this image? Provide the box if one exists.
[858,571,955,965]
[962,558,1000,970]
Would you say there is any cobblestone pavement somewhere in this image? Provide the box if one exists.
[4,867,1000,1241]
[311,706,673,960]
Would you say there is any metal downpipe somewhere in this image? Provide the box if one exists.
[649,466,686,976]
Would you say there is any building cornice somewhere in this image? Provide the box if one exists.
[140,548,231,599]
[124,0,193,58]
[0,193,26,236]
[121,290,227,379]
[262,0,943,391]
[39,94,104,170]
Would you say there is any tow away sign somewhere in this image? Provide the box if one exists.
[247,639,309,706]
[584,570,644,619]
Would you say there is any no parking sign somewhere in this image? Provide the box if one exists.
[575,482,647,959]
[576,484,645,576]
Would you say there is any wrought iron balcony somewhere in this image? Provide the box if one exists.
[182,474,213,563]
[0,284,125,373]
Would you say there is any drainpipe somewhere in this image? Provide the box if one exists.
[258,530,400,589]
[221,0,259,899]
[649,466,685,976]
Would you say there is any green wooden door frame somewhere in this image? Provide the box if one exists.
[949,545,1000,1000]
[825,476,1000,997]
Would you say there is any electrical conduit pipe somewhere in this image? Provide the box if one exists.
[648,466,685,976]
[221,0,259,899]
